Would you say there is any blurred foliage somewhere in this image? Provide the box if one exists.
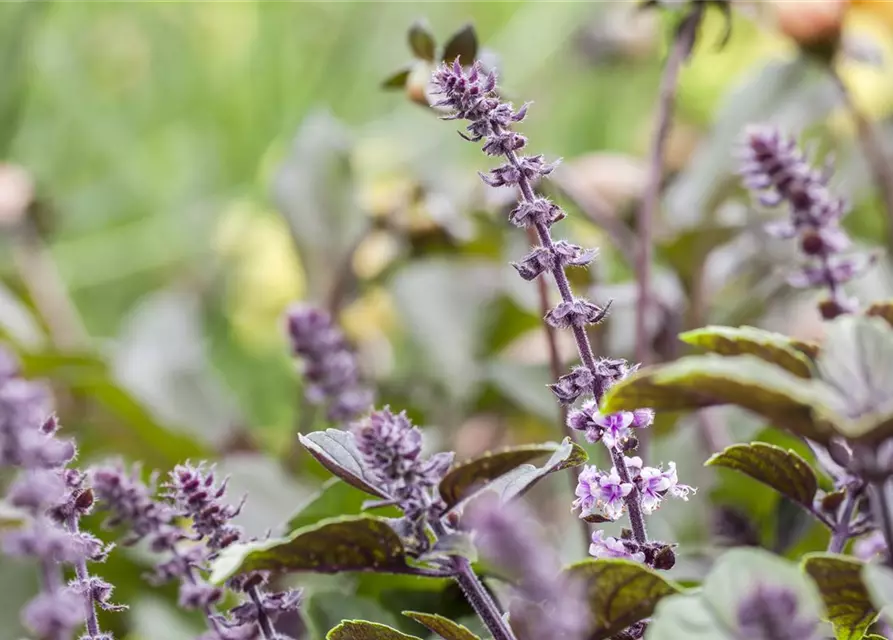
[4,1,893,638]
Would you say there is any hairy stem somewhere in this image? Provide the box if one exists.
[829,68,893,255]
[64,514,102,638]
[870,481,893,568]
[635,5,702,370]
[249,585,277,640]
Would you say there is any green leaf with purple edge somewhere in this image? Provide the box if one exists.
[706,442,818,510]
[441,24,477,64]
[209,515,409,583]
[327,620,421,640]
[299,430,390,499]
[446,437,587,513]
[407,20,436,61]
[439,440,583,510]
[802,554,877,640]
[680,325,815,378]
[565,559,682,640]
[600,354,846,444]
[402,612,481,640]
[382,66,413,91]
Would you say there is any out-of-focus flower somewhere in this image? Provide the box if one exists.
[589,530,646,563]
[737,584,821,640]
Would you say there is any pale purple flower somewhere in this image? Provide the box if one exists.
[632,461,695,514]
[574,466,632,521]
[589,530,645,563]
[854,530,887,561]
[594,411,634,449]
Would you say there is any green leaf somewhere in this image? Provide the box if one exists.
[565,559,681,639]
[441,24,478,64]
[382,66,413,91]
[449,437,587,513]
[327,620,421,640]
[286,478,399,533]
[308,593,404,639]
[209,516,409,583]
[600,354,846,444]
[439,441,579,510]
[680,325,815,378]
[408,21,436,61]
[402,612,481,640]
[659,226,741,289]
[705,442,818,509]
[862,562,893,626]
[420,533,477,563]
[803,554,877,640]
[298,430,389,499]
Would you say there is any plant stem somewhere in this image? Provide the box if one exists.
[431,520,516,640]
[65,514,102,638]
[870,481,893,567]
[249,585,277,640]
[829,68,893,255]
[634,5,702,371]
[827,487,859,554]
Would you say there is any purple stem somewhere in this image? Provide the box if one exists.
[870,481,893,568]
[64,514,102,638]
[827,488,858,554]
[249,585,277,640]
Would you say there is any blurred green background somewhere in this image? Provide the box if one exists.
[4,1,893,638]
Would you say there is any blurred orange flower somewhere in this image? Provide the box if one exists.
[772,0,849,54]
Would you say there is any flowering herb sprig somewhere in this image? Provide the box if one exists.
[0,347,121,640]
[429,58,694,565]
[91,461,301,640]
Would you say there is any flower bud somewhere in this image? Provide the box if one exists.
[773,0,848,61]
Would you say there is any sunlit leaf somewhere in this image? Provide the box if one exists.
[706,442,818,509]
[298,430,389,499]
[803,554,877,640]
[382,66,413,91]
[565,559,681,639]
[600,354,845,443]
[680,325,815,378]
[209,516,408,583]
[327,620,421,640]
[408,21,436,61]
[450,438,587,513]
[441,24,477,64]
[439,441,578,510]
[402,612,481,640]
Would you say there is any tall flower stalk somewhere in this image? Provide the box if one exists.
[430,60,693,561]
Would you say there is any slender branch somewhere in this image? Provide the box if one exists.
[249,585,277,640]
[635,6,702,369]
[829,67,893,254]
[64,514,102,638]
[827,486,859,554]
[870,481,893,568]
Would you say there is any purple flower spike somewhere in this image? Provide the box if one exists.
[589,530,645,563]
[574,466,632,521]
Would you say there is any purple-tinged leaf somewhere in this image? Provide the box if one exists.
[706,442,818,510]
[299,430,389,499]
[327,620,421,640]
[407,21,436,61]
[680,325,815,378]
[446,438,587,513]
[441,24,477,64]
[565,559,681,640]
[209,516,409,583]
[381,66,413,91]
[402,612,481,640]
[803,554,877,640]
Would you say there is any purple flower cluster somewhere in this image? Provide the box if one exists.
[431,60,691,564]
[285,304,373,423]
[740,126,873,319]
[352,408,454,517]
[466,496,589,640]
[737,584,820,640]
[91,461,301,639]
[0,348,120,640]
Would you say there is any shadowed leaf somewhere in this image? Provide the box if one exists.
[209,516,408,583]
[600,354,845,444]
[803,554,877,639]
[680,325,815,378]
[862,563,893,626]
[286,478,400,533]
[706,442,818,509]
[382,66,413,90]
[565,559,681,639]
[450,438,587,513]
[299,430,389,499]
[439,442,576,509]
[327,620,421,640]
[408,21,436,61]
[402,612,481,640]
[442,24,477,63]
